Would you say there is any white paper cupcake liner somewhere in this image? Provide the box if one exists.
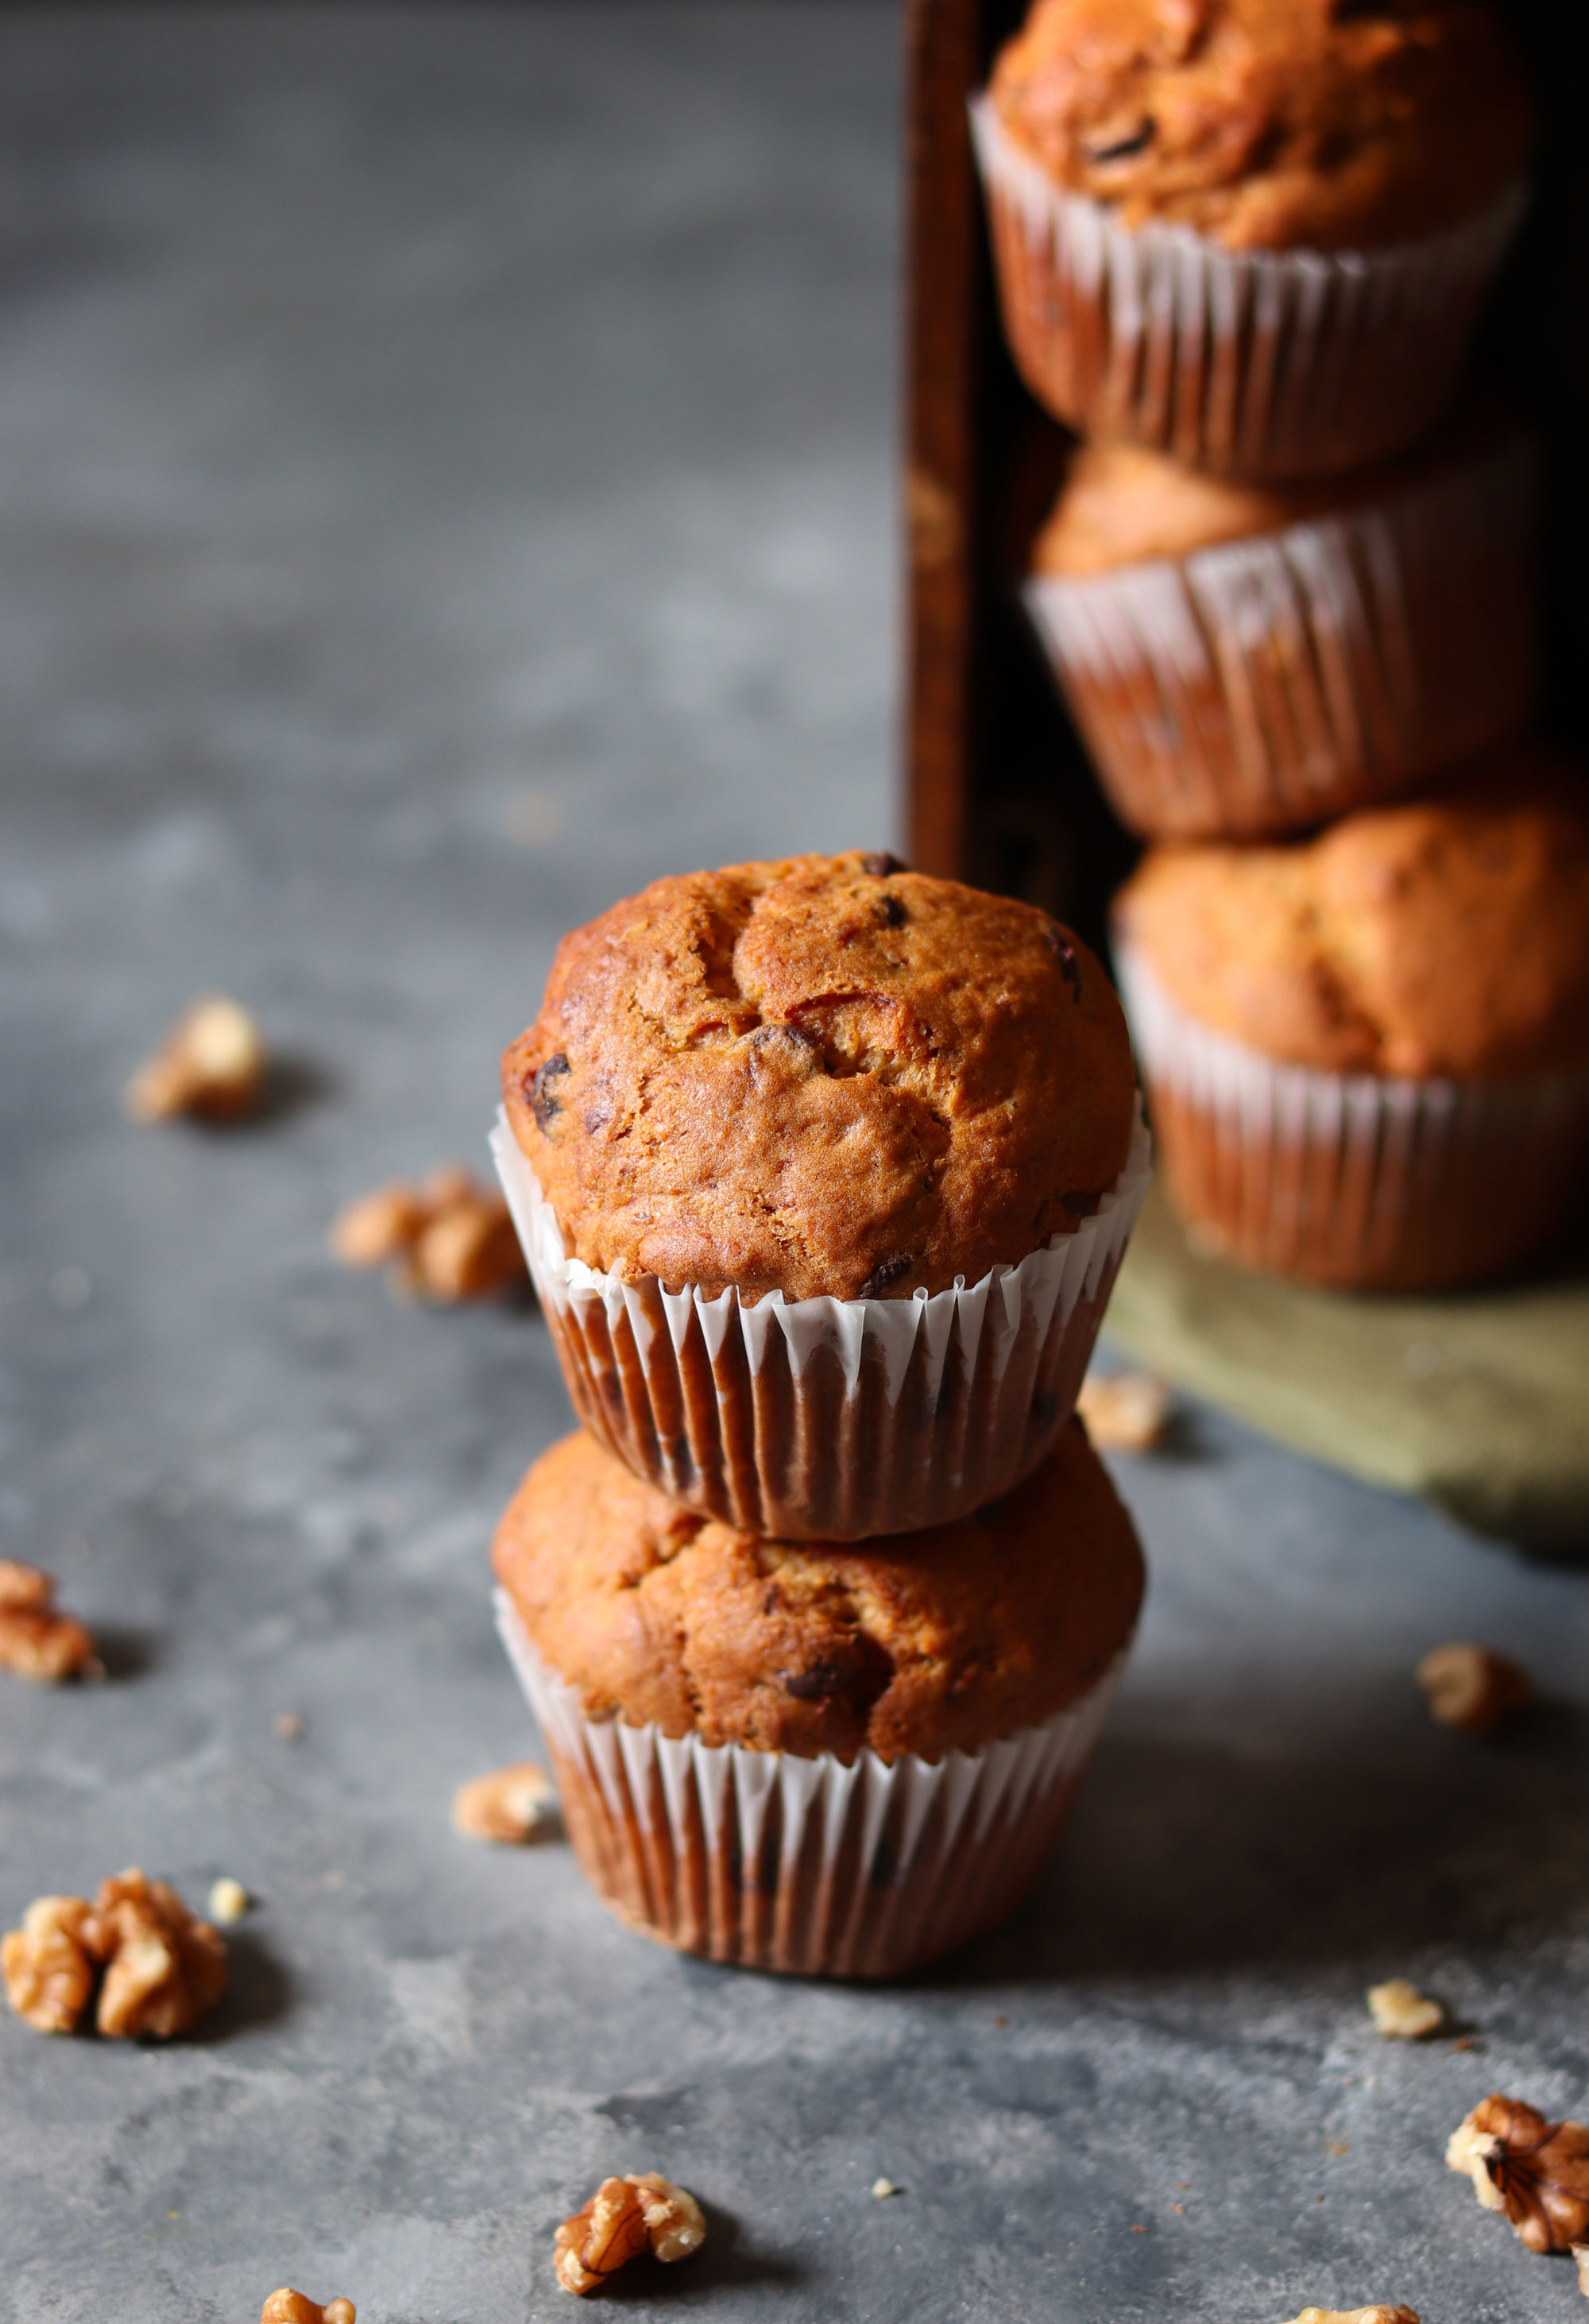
[1115,938,1589,1290]
[971,95,1527,481]
[491,1102,1151,1539]
[495,1591,1127,1978]
[1025,431,1536,840]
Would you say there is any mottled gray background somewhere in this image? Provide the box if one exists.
[1,10,1587,2322]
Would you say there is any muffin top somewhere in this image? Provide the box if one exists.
[989,0,1531,251]
[1114,753,1589,1079]
[1030,407,1520,578]
[502,853,1136,1303]
[494,1424,1145,1764]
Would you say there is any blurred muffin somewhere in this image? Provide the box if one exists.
[1026,413,1535,838]
[493,852,1150,1537]
[1112,752,1589,1289]
[493,1422,1146,1977]
[973,0,1531,474]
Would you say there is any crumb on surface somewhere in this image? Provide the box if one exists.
[207,1877,249,1925]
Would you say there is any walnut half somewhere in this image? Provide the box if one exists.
[1417,1643,1534,1734]
[555,2174,706,2295]
[125,996,267,1123]
[451,1761,553,1845]
[0,1560,100,1683]
[91,1869,228,2038]
[1367,1979,1444,2040]
[261,2292,355,2324]
[1076,1369,1170,1452]
[1447,2095,1589,2254]
[1,1896,98,2032]
[331,1167,526,1302]
[2,1870,226,2040]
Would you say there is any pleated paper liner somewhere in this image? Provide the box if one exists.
[491,1103,1151,1541]
[971,95,1526,482]
[1115,942,1589,1293]
[1025,431,1536,841]
[495,1591,1130,1979]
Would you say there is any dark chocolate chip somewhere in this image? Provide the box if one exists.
[858,1251,914,1299]
[779,1660,853,1702]
[860,851,907,877]
[1084,118,1155,164]
[878,893,908,928]
[528,1052,570,1133]
[1043,923,1083,998]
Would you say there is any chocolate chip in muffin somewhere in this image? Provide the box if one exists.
[860,851,907,877]
[859,1251,914,1299]
[878,893,909,928]
[528,1053,570,1132]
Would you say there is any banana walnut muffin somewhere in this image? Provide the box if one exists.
[501,851,1135,1305]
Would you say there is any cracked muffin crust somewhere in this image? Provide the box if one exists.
[1113,754,1589,1081]
[492,1423,1146,1765]
[502,853,1135,1305]
[989,0,1531,252]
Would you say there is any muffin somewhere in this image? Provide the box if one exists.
[493,852,1151,1537]
[973,0,1532,477]
[1025,413,1536,839]
[1112,752,1589,1290]
[493,1422,1146,1978]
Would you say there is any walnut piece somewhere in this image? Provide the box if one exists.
[1283,2309,1419,2324]
[125,997,267,1123]
[1367,1979,1444,2040]
[88,1869,228,2038]
[4,1870,227,2040]
[1076,1368,1170,1452]
[1417,1643,1534,1734]
[261,2291,356,2324]
[555,2174,706,2295]
[1572,2243,1589,2297]
[0,1560,101,1683]
[451,1761,553,1845]
[2,1896,98,2032]
[1447,2096,1589,2254]
[331,1166,526,1302]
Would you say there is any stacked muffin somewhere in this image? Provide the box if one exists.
[976,0,1589,1291]
[488,853,1154,1974]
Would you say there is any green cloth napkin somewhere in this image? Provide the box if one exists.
[1105,1185,1589,1555]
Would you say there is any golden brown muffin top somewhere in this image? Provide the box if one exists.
[494,1425,1146,1764]
[990,0,1531,251]
[1030,405,1521,577]
[502,853,1136,1303]
[1114,753,1589,1079]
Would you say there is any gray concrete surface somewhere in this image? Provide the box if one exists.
[1,10,1587,2322]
